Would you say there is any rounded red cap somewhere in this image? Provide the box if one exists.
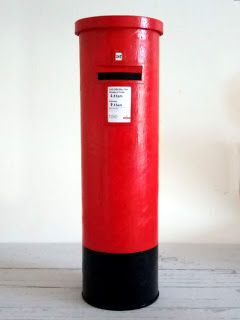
[75,15,163,36]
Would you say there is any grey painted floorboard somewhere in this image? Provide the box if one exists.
[0,243,240,319]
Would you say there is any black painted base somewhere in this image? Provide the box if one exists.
[82,245,158,310]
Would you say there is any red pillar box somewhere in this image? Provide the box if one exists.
[74,15,163,310]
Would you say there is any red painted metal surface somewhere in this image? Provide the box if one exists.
[75,16,163,253]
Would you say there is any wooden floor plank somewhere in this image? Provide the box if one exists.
[1,268,240,288]
[0,306,240,320]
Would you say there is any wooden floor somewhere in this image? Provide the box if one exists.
[0,244,240,319]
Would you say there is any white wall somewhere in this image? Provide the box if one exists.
[0,0,240,243]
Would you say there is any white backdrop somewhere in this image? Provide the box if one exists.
[1,0,240,243]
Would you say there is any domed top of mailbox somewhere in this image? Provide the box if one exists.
[75,15,163,36]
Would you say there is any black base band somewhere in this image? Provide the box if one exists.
[82,245,158,310]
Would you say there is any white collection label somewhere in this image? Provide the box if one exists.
[108,87,131,123]
[115,52,123,61]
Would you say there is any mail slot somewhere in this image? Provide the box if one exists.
[75,15,163,310]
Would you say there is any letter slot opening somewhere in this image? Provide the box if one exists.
[98,72,142,81]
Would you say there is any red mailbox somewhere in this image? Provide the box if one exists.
[75,15,163,310]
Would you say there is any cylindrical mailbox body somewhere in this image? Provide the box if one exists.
[75,15,163,310]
